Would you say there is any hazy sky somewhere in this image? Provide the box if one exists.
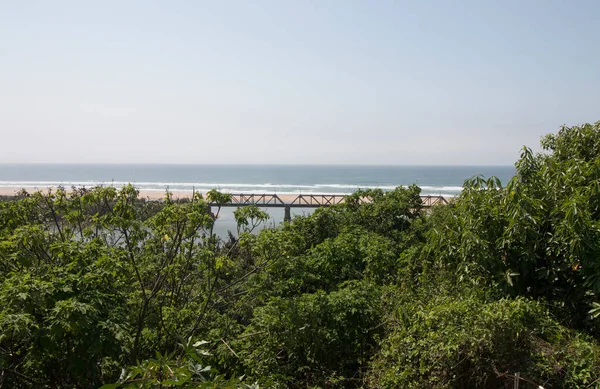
[1,1,599,165]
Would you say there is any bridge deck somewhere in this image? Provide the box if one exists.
[208,193,448,208]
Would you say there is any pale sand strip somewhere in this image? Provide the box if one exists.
[137,190,305,203]
[0,187,39,197]
[0,186,446,207]
[0,186,314,203]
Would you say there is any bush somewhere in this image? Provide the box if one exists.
[368,290,600,388]
[240,280,382,388]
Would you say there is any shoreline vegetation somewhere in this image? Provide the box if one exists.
[1,122,600,388]
[0,187,448,204]
[0,188,347,202]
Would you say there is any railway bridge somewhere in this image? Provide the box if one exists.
[207,193,448,222]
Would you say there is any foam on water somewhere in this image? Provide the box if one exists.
[0,180,462,197]
[0,164,515,200]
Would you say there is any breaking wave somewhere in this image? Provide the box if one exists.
[0,181,463,197]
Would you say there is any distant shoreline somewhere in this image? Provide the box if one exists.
[0,186,449,204]
[0,186,218,201]
[0,165,512,199]
[0,187,340,203]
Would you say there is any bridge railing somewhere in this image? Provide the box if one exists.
[209,193,448,208]
[229,193,286,206]
[290,194,346,207]
[421,195,449,207]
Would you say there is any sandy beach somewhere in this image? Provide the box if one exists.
[0,186,449,208]
[0,186,310,204]
[0,186,188,199]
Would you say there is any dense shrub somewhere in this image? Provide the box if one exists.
[240,280,382,388]
[425,122,600,334]
[368,290,600,388]
[1,123,600,388]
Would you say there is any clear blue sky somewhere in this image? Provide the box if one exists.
[1,1,599,165]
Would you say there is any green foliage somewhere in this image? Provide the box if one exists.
[303,229,398,288]
[0,186,263,387]
[0,188,134,387]
[234,205,270,235]
[101,339,259,389]
[2,121,600,388]
[240,280,382,388]
[339,185,423,239]
[424,121,600,334]
[368,289,600,388]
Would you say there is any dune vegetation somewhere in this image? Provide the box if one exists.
[1,122,600,388]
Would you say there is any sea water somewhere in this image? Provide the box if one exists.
[0,164,515,237]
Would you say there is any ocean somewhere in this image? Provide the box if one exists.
[0,164,515,237]
[0,164,515,197]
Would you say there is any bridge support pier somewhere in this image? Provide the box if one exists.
[284,206,291,223]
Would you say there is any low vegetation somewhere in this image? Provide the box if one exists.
[1,122,599,388]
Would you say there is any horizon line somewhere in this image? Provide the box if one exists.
[0,162,516,168]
